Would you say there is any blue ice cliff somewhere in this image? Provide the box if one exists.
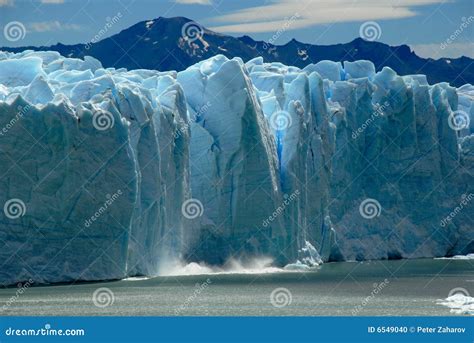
[0,51,472,285]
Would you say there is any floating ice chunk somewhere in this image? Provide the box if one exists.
[437,294,474,315]
[436,253,474,260]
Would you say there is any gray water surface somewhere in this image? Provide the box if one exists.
[1,259,473,316]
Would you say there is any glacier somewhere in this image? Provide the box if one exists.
[0,50,472,285]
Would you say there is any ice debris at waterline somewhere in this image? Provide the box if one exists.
[437,294,474,315]
[0,51,472,286]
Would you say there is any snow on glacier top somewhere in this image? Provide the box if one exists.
[0,50,470,120]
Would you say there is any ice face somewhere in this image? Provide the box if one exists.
[343,60,376,80]
[0,51,472,285]
[0,57,46,87]
[0,50,189,285]
[456,84,474,136]
[178,58,287,264]
[303,60,343,82]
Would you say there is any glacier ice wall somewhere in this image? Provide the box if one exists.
[0,51,190,285]
[0,50,472,285]
[177,57,288,264]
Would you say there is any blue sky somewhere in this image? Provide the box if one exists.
[0,0,473,58]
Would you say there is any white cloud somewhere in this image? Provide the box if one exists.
[208,0,447,33]
[0,0,13,6]
[175,0,212,5]
[411,42,474,59]
[29,21,81,32]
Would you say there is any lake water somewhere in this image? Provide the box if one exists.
[1,258,473,316]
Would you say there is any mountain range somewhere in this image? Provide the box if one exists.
[1,16,473,87]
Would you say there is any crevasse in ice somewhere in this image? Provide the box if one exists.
[0,51,472,285]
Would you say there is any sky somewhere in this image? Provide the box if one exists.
[0,0,473,59]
